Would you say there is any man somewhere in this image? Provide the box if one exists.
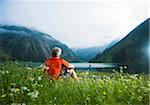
[44,47,78,80]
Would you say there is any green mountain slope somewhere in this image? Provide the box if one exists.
[92,18,149,73]
[0,25,80,62]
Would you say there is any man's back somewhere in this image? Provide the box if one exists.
[45,57,70,79]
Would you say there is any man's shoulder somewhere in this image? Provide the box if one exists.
[46,57,63,61]
[45,58,51,61]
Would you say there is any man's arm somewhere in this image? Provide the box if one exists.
[62,59,78,80]
[68,63,75,69]
[44,60,50,72]
[62,59,74,69]
[43,65,50,72]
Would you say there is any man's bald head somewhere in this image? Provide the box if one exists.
[52,47,62,57]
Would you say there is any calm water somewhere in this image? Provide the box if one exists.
[72,63,116,69]
[71,63,126,71]
[0,61,127,71]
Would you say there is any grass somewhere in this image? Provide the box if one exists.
[0,62,149,105]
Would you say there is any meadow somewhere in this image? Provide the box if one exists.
[0,62,149,105]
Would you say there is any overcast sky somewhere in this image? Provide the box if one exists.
[0,0,149,48]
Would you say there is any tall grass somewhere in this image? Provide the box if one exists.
[0,62,149,105]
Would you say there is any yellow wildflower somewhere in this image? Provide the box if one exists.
[103,91,106,95]
[15,88,20,92]
[1,94,6,98]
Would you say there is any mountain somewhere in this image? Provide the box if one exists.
[106,39,120,49]
[92,18,149,73]
[72,39,120,61]
[72,45,107,61]
[0,25,80,62]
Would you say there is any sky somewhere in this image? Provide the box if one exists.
[0,0,149,48]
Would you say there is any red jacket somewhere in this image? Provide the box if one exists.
[45,57,71,80]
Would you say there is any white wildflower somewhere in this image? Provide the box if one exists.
[6,71,9,74]
[1,71,5,74]
[134,74,138,77]
[10,88,20,93]
[38,76,42,81]
[124,66,127,69]
[92,75,96,78]
[21,86,28,91]
[130,75,137,79]
[26,67,32,70]
[40,85,43,88]
[27,90,39,99]
[119,66,123,70]
[29,77,34,82]
[10,88,16,93]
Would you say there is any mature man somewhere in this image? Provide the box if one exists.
[44,47,78,80]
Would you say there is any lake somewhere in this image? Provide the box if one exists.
[72,63,127,71]
[0,61,127,71]
[72,63,116,69]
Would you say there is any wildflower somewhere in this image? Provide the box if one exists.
[9,93,14,97]
[54,97,57,100]
[38,76,42,81]
[29,77,34,82]
[85,72,89,75]
[134,74,138,77]
[15,88,20,92]
[21,86,28,91]
[103,75,110,80]
[26,67,32,70]
[124,66,127,69]
[86,96,90,101]
[138,96,143,101]
[120,69,123,73]
[148,83,150,87]
[11,103,17,105]
[1,71,5,74]
[2,89,4,92]
[10,88,20,93]
[27,89,30,92]
[11,88,16,93]
[137,89,141,92]
[103,91,107,95]
[119,66,123,70]
[5,71,9,74]
[130,75,137,79]
[27,90,39,99]
[40,85,43,88]
[112,69,115,72]
[1,94,7,98]
[92,75,96,78]
[50,100,53,104]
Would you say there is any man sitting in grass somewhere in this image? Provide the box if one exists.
[44,47,78,80]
